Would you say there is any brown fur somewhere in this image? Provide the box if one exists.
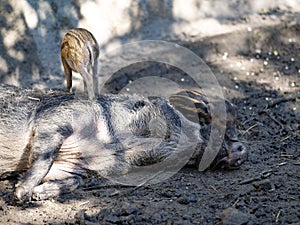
[61,28,100,99]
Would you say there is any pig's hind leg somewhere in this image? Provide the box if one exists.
[14,124,72,202]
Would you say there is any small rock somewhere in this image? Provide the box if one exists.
[106,215,120,224]
[161,190,173,198]
[221,207,256,225]
[177,193,197,205]
[252,179,275,191]
[121,204,137,216]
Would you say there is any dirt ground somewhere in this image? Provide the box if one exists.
[0,1,300,225]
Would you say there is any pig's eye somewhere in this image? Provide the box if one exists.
[133,100,146,111]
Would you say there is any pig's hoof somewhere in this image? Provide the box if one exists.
[14,186,31,203]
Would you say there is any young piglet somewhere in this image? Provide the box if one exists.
[61,28,99,99]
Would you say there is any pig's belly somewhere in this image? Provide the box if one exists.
[0,124,32,176]
[43,132,118,181]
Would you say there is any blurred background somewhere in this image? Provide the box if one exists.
[0,0,299,94]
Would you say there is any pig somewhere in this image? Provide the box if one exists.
[0,84,247,203]
[61,28,100,100]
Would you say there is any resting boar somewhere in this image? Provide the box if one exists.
[0,84,247,203]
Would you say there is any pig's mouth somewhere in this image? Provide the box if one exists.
[212,142,248,170]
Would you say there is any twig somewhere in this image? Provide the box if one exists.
[279,135,291,142]
[240,159,290,186]
[275,209,282,223]
[200,177,209,188]
[27,96,41,101]
[209,185,217,191]
[260,169,273,178]
[280,154,293,158]
[239,176,261,185]
[267,94,299,109]
[261,169,273,174]
[241,123,258,136]
[276,162,287,167]
[257,93,299,132]
[259,110,285,130]
[241,112,256,125]
[232,198,240,207]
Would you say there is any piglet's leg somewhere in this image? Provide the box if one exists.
[14,126,71,203]
[32,176,83,200]
[62,58,73,92]
[80,67,95,100]
[92,59,99,96]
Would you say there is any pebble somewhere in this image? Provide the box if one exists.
[121,204,137,216]
[221,207,256,225]
[106,215,120,224]
[252,179,275,191]
[177,193,198,205]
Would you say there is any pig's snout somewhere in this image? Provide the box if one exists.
[226,142,248,169]
[214,141,248,170]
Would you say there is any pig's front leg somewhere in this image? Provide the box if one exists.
[32,176,83,200]
[14,124,72,202]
